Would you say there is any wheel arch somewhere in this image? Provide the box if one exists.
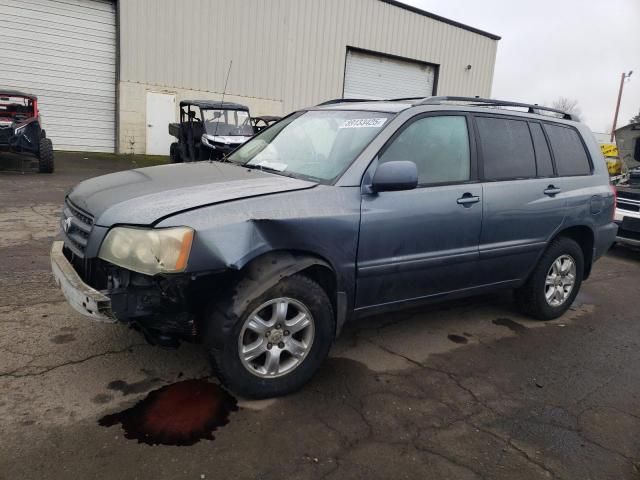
[551,225,595,279]
[204,250,346,343]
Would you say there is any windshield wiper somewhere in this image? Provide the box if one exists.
[244,163,288,175]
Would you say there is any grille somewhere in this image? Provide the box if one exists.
[617,198,640,213]
[61,198,94,257]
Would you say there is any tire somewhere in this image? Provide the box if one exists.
[37,137,54,173]
[204,274,335,398]
[515,236,584,320]
[169,142,182,163]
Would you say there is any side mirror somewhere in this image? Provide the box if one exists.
[371,161,418,192]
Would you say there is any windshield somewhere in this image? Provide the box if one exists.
[226,110,392,182]
[203,109,253,136]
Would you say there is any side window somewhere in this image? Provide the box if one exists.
[529,122,554,177]
[379,116,470,185]
[544,124,592,176]
[476,116,536,180]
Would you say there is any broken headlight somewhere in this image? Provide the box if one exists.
[98,227,194,276]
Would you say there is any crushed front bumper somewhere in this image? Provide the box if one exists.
[50,241,116,322]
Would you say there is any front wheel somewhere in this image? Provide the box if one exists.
[169,142,182,163]
[515,236,584,320]
[204,274,335,398]
[38,137,54,173]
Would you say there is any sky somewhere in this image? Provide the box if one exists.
[406,0,640,134]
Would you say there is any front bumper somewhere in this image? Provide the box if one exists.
[614,207,640,247]
[50,241,116,322]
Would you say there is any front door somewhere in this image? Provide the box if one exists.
[356,114,483,310]
[146,92,176,155]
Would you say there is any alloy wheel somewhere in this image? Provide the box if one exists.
[238,297,315,378]
[544,254,577,307]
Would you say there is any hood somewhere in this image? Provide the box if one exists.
[68,162,317,227]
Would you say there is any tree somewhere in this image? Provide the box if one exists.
[551,97,582,120]
[631,109,640,125]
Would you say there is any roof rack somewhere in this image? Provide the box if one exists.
[316,96,576,121]
[419,96,576,120]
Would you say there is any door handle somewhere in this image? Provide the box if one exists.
[544,185,562,196]
[457,193,480,206]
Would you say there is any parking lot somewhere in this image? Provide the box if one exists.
[1,153,639,479]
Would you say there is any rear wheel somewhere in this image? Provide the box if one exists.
[204,274,335,398]
[37,137,54,173]
[515,237,584,320]
[169,142,182,163]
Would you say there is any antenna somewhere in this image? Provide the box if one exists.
[213,60,233,140]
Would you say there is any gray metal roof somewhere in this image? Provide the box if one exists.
[379,0,501,40]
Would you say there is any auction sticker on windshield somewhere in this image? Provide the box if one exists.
[339,118,387,129]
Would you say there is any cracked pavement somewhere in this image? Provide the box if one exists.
[1,153,639,479]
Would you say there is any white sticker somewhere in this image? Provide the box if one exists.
[339,118,388,129]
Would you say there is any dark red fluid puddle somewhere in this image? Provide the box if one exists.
[99,379,237,446]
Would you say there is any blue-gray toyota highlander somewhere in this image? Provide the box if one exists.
[51,96,617,398]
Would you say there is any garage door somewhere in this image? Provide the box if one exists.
[343,49,436,100]
[0,0,116,152]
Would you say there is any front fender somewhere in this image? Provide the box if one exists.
[208,251,347,345]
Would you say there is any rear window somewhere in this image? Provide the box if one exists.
[529,122,554,177]
[544,124,591,176]
[476,116,536,180]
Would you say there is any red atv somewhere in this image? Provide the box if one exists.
[0,90,54,173]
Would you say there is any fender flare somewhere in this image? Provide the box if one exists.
[209,251,345,346]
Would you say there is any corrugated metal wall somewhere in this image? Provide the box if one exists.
[119,0,498,113]
[1,0,116,152]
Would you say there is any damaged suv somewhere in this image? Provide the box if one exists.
[51,97,617,398]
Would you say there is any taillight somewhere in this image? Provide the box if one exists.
[611,184,617,221]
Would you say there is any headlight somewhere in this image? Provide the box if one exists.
[14,124,27,135]
[98,227,194,276]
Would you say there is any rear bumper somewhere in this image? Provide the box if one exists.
[594,222,618,260]
[50,241,116,322]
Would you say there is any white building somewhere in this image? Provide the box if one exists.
[0,0,500,154]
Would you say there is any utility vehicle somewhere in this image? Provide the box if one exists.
[169,101,253,163]
[0,90,54,173]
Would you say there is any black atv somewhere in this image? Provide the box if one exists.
[0,90,54,173]
[169,101,254,163]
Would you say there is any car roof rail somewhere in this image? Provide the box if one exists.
[418,96,576,120]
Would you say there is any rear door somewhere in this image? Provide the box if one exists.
[356,114,483,310]
[476,115,567,284]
